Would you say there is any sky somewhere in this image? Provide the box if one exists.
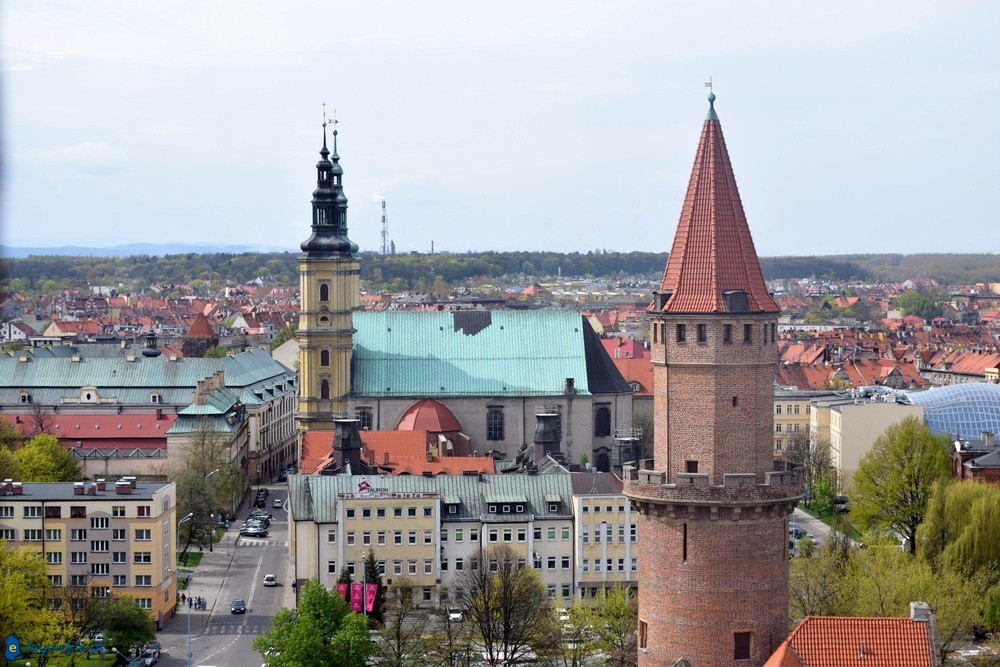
[2,1,998,257]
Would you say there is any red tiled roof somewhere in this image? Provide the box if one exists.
[766,615,935,667]
[395,399,462,433]
[2,413,174,448]
[301,430,334,474]
[611,357,653,395]
[654,100,778,315]
[186,313,215,339]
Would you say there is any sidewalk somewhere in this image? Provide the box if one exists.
[158,484,297,649]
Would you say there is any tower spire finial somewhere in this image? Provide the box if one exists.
[704,78,718,121]
[332,109,339,157]
[322,102,329,152]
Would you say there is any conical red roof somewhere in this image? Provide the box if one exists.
[654,96,778,314]
[185,313,216,338]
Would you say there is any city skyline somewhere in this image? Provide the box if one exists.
[3,1,997,256]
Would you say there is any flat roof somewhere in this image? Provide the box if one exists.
[0,481,172,502]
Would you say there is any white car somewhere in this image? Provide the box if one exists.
[447,607,463,622]
[263,573,277,587]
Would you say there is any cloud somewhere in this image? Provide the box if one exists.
[27,141,127,174]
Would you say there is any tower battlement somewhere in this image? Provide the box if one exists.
[624,461,802,506]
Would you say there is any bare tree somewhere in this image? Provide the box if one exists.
[371,576,431,667]
[455,545,559,666]
[28,402,54,435]
[786,434,835,504]
[426,587,474,667]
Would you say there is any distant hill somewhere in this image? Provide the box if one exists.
[0,242,291,258]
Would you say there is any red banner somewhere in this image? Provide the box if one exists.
[335,583,348,599]
[365,584,378,612]
[350,583,363,612]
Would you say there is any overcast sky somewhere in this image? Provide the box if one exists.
[2,2,998,256]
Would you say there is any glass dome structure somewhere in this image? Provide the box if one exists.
[905,383,1000,439]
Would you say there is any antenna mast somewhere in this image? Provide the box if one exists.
[379,199,389,255]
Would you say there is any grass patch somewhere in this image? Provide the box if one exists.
[177,550,204,568]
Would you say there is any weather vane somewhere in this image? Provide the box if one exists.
[704,77,713,93]
[322,102,327,128]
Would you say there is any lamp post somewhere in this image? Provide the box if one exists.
[183,569,208,667]
[177,512,194,558]
[204,470,219,552]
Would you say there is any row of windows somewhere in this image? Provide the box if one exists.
[581,524,637,543]
[7,529,150,544]
[5,505,152,519]
[581,557,638,573]
[486,526,572,543]
[774,423,802,433]
[654,322,777,346]
[45,594,154,610]
[60,551,153,564]
[346,406,608,440]
[775,404,808,415]
[345,506,431,520]
[48,569,154,586]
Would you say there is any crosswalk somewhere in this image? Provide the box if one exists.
[205,624,268,635]
[236,539,288,548]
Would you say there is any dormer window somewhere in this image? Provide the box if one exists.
[149,392,161,404]
[502,505,510,513]
[515,504,524,513]
[19,391,31,404]
[549,503,559,513]
[488,504,497,513]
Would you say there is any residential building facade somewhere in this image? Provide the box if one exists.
[0,478,177,630]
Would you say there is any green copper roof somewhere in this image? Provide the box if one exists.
[287,472,574,524]
[352,311,592,398]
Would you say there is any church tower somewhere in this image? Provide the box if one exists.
[624,94,801,666]
[296,119,360,433]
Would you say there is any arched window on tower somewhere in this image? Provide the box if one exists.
[487,409,504,441]
[319,284,330,302]
[594,407,611,437]
[320,349,330,367]
[320,379,330,400]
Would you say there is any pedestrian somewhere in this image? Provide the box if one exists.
[189,597,193,608]
[181,593,186,604]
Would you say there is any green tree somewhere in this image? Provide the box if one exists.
[592,586,638,667]
[0,542,70,656]
[254,579,373,667]
[0,419,26,450]
[788,531,852,620]
[850,416,951,554]
[13,434,83,481]
[917,480,1000,576]
[363,550,386,625]
[0,446,19,480]
[98,595,156,657]
[896,289,942,320]
[271,324,298,351]
[811,472,837,518]
[456,545,558,666]
[204,344,228,358]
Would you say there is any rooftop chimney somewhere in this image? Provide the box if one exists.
[910,601,931,622]
[983,431,995,447]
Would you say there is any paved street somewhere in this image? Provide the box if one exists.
[155,485,294,667]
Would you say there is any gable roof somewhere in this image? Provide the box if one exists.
[765,615,936,667]
[654,95,778,315]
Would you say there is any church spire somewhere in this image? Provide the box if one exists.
[300,110,358,259]
[653,92,778,314]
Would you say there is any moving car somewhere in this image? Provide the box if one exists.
[447,607,464,622]
[263,573,277,587]
[144,641,161,659]
[240,527,268,538]
[142,649,158,666]
[231,598,246,614]
[273,497,283,508]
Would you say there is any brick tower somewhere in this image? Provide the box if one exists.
[624,93,801,666]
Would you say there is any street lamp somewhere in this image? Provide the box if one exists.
[183,569,208,667]
[204,470,219,552]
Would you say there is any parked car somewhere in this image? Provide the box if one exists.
[231,598,246,614]
[273,497,284,508]
[790,527,808,540]
[240,527,268,538]
[142,649,158,666]
[277,471,288,483]
[250,511,273,520]
[832,495,849,505]
[263,573,277,587]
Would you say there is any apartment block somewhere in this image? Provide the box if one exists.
[573,473,638,595]
[0,478,177,630]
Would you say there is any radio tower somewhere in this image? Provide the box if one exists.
[379,199,389,255]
